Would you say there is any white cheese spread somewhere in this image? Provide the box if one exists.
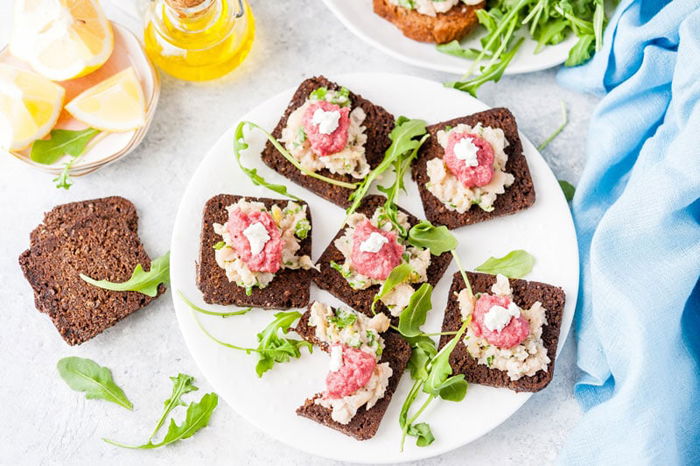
[359,232,389,253]
[453,137,479,166]
[483,301,521,332]
[329,345,343,372]
[243,221,270,256]
[311,108,340,134]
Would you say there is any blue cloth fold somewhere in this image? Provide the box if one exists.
[556,0,700,464]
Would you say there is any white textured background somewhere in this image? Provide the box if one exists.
[0,1,598,464]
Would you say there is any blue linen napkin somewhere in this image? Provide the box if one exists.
[556,0,700,464]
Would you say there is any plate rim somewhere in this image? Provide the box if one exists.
[170,71,579,463]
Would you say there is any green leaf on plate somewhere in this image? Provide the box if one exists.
[475,249,535,278]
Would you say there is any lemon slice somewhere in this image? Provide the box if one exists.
[0,64,65,151]
[11,0,114,81]
[65,67,146,132]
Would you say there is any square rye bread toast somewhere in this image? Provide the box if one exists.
[294,307,411,440]
[412,108,536,229]
[19,197,164,346]
[373,0,485,44]
[196,194,314,309]
[261,76,395,208]
[438,271,566,392]
[313,195,452,320]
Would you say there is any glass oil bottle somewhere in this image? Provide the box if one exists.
[144,0,255,81]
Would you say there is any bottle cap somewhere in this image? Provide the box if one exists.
[165,0,209,11]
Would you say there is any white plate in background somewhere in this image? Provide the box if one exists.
[321,0,575,75]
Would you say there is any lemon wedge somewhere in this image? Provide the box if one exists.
[65,67,146,132]
[0,64,65,151]
[11,0,114,81]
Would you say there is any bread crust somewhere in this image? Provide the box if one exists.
[373,0,484,44]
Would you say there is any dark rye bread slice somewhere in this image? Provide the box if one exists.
[196,194,313,309]
[295,306,411,440]
[373,0,484,44]
[412,108,536,229]
[260,76,395,208]
[29,196,138,246]
[438,271,565,392]
[19,215,164,346]
[313,194,452,321]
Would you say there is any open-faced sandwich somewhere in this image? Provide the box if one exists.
[19,196,165,345]
[439,271,565,392]
[197,194,315,309]
[314,195,452,320]
[412,108,536,228]
[373,0,485,44]
[261,76,395,208]
[295,301,411,440]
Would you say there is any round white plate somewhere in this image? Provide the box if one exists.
[170,72,579,463]
[321,0,575,75]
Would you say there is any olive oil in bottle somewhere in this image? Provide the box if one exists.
[144,0,255,81]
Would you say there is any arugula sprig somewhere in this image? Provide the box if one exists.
[347,117,428,216]
[29,128,101,190]
[103,374,218,450]
[180,293,311,377]
[80,252,170,297]
[233,121,357,201]
[376,123,430,236]
[441,0,610,96]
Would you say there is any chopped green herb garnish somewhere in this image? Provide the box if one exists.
[213,241,226,250]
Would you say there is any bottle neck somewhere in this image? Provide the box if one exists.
[162,0,223,32]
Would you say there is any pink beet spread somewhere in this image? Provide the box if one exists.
[471,294,530,349]
[226,209,283,273]
[302,100,351,156]
[443,131,495,188]
[326,344,377,399]
[350,219,404,281]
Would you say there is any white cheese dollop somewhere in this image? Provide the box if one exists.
[359,232,389,253]
[453,137,479,167]
[312,108,341,134]
[243,221,270,256]
[484,302,521,333]
[329,345,343,372]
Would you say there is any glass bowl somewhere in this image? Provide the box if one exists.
[1,22,160,177]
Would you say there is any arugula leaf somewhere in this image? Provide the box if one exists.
[565,33,595,66]
[558,180,576,201]
[408,221,457,256]
[31,128,100,165]
[57,357,132,410]
[80,252,170,297]
[408,422,435,447]
[446,38,525,97]
[234,121,356,198]
[53,161,75,190]
[104,392,218,449]
[255,311,312,377]
[371,263,413,314]
[148,374,198,442]
[475,249,535,278]
[347,117,428,216]
[422,323,468,399]
[397,283,433,337]
[404,334,437,381]
[538,101,568,151]
[178,290,252,318]
[436,40,483,60]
